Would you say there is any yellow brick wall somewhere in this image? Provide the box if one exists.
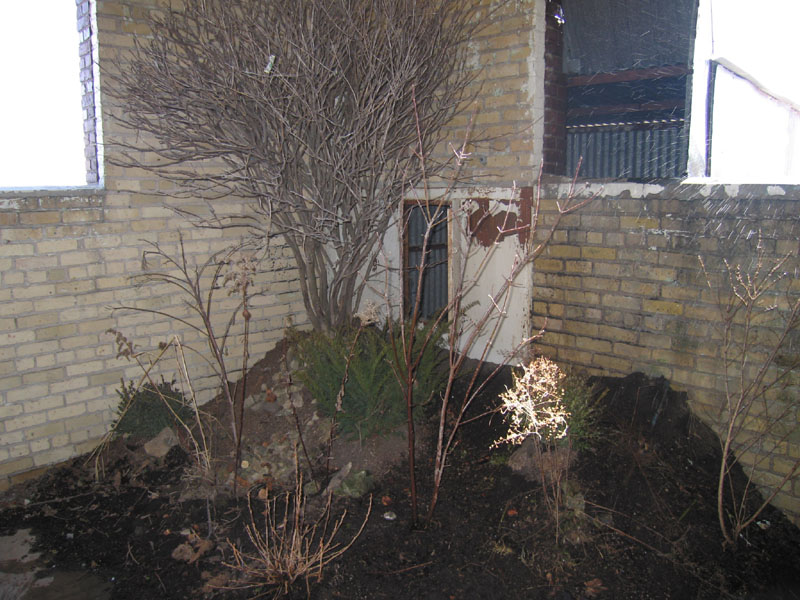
[432,0,541,186]
[0,0,307,490]
[532,180,800,524]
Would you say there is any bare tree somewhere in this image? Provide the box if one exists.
[107,0,498,331]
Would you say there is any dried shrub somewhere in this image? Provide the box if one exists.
[224,467,371,598]
[495,357,570,447]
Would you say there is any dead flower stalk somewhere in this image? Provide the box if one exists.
[224,461,372,598]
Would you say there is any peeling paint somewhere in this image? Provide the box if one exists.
[0,198,20,210]
[467,189,532,246]
[767,185,786,196]
[723,184,740,197]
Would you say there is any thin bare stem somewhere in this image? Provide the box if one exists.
[700,234,800,546]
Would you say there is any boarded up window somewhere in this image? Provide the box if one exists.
[548,0,696,180]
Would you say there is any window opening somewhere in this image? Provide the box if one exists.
[404,204,449,320]
[688,0,800,182]
[545,0,697,181]
[0,1,97,188]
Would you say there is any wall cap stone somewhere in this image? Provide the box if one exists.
[0,187,105,200]
[540,176,800,201]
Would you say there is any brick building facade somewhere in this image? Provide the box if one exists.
[1,0,799,524]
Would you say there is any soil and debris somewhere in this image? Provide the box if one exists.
[1,347,799,600]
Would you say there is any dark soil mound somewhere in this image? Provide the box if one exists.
[2,369,799,599]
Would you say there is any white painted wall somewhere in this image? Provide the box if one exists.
[453,194,533,364]
[687,0,800,182]
[360,186,533,366]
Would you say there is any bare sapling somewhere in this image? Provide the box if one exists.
[700,233,800,546]
[424,166,595,524]
[380,113,596,523]
[382,98,469,524]
[110,235,258,493]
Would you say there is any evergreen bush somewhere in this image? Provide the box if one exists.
[113,378,194,439]
[290,319,447,440]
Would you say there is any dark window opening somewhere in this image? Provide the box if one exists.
[404,204,449,320]
[544,0,698,181]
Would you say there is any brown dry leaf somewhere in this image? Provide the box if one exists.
[171,537,214,564]
[171,542,195,562]
[189,538,214,564]
[584,577,607,598]
[202,572,231,594]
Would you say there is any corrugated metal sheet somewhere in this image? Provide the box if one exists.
[567,125,688,179]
